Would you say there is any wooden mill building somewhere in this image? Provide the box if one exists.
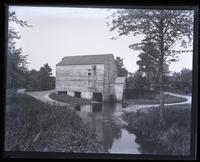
[56,54,126,102]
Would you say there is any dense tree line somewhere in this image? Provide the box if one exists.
[26,64,55,91]
[125,68,192,99]
[166,68,192,94]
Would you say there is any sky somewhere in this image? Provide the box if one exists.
[9,6,193,76]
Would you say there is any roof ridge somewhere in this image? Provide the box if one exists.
[56,54,115,66]
[62,54,113,58]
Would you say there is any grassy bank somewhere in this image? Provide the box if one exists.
[5,90,104,153]
[125,94,187,105]
[49,93,91,105]
[123,104,191,155]
[166,89,192,96]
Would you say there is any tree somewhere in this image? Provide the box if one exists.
[137,41,170,91]
[107,9,193,124]
[7,11,31,88]
[169,68,192,94]
[26,69,39,91]
[38,63,54,90]
[26,64,55,91]
[115,56,128,77]
[125,71,156,99]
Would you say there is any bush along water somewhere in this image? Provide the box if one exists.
[123,105,191,155]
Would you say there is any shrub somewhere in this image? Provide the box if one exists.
[123,105,191,155]
[5,91,103,152]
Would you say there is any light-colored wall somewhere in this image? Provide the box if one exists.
[68,91,74,97]
[81,91,93,99]
[103,57,118,101]
[56,57,119,102]
[56,64,104,94]
[111,83,126,101]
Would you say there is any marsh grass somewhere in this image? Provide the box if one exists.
[123,104,191,155]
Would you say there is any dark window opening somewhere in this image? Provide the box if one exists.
[92,65,96,71]
[93,92,102,102]
[75,106,80,111]
[88,72,91,76]
[58,91,67,95]
[75,91,81,98]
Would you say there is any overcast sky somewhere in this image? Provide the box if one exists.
[9,6,193,76]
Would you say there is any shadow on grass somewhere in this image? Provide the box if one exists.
[49,93,92,106]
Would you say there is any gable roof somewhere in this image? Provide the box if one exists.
[56,54,115,66]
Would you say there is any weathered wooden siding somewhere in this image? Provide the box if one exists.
[110,83,125,101]
[56,64,104,93]
[103,57,118,101]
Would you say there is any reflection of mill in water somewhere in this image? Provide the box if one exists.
[75,103,122,152]
[75,103,168,154]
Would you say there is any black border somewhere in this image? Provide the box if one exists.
[1,1,199,160]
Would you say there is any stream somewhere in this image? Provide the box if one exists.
[74,102,167,154]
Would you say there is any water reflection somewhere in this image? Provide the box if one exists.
[74,102,166,154]
[74,102,141,154]
[109,128,140,154]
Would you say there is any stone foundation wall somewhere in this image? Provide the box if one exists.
[81,92,93,100]
[68,91,74,97]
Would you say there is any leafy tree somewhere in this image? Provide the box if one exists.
[169,68,192,94]
[115,56,128,77]
[7,11,31,88]
[125,71,156,99]
[127,71,147,90]
[137,41,170,91]
[107,9,194,124]
[26,69,39,91]
[38,63,53,90]
[26,64,55,91]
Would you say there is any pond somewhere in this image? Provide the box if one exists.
[74,102,168,155]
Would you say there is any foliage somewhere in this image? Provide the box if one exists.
[26,64,55,91]
[168,68,192,94]
[7,11,31,88]
[123,105,191,155]
[107,9,194,123]
[136,41,170,91]
[5,91,104,152]
[115,56,128,77]
[125,71,157,99]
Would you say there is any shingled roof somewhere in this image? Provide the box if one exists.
[56,54,115,66]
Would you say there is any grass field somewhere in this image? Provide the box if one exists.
[125,94,187,105]
[49,93,91,105]
[5,90,104,153]
[123,104,191,155]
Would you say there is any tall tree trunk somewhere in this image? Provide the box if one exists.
[159,10,165,125]
[159,56,165,125]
